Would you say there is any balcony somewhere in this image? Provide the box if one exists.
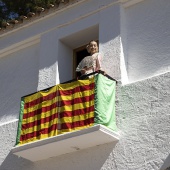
[12,73,119,162]
[12,124,119,162]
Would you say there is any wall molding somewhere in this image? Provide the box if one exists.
[0,35,40,58]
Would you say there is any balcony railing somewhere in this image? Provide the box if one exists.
[12,72,119,162]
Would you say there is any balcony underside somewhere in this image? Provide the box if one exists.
[12,125,119,162]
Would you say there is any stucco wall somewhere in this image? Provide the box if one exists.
[0,45,39,123]
[0,0,121,119]
[1,72,170,170]
[115,72,170,170]
[0,1,121,169]
[37,1,121,89]
[1,0,170,170]
[121,0,170,83]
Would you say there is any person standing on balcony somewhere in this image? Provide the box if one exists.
[76,40,104,77]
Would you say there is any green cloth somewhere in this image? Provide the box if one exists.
[16,97,25,145]
[94,74,117,131]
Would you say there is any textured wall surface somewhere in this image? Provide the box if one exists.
[115,72,170,170]
[0,45,39,123]
[122,0,170,82]
[1,71,170,170]
[1,0,170,170]
[37,0,121,89]
[99,4,121,81]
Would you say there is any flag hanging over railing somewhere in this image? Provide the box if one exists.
[16,74,117,146]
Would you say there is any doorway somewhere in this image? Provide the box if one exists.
[73,45,89,78]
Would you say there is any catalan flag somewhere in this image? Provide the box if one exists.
[16,74,116,145]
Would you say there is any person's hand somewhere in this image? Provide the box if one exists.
[81,69,86,75]
[103,71,106,75]
[81,66,87,75]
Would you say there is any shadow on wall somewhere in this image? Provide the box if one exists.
[99,4,121,81]
[0,45,39,123]
[1,142,118,170]
[33,142,118,170]
[160,154,170,170]
[1,151,34,170]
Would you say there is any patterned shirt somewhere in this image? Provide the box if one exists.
[76,52,102,75]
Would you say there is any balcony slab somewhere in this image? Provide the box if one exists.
[12,125,119,162]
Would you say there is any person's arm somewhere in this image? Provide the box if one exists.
[76,59,83,72]
[76,57,88,75]
[96,53,102,71]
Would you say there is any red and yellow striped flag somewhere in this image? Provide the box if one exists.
[16,78,95,145]
[58,78,95,133]
[16,74,116,146]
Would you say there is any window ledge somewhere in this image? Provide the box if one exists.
[12,125,119,162]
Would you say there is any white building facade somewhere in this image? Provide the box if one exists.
[0,0,170,169]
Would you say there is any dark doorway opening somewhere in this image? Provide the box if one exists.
[73,45,89,78]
